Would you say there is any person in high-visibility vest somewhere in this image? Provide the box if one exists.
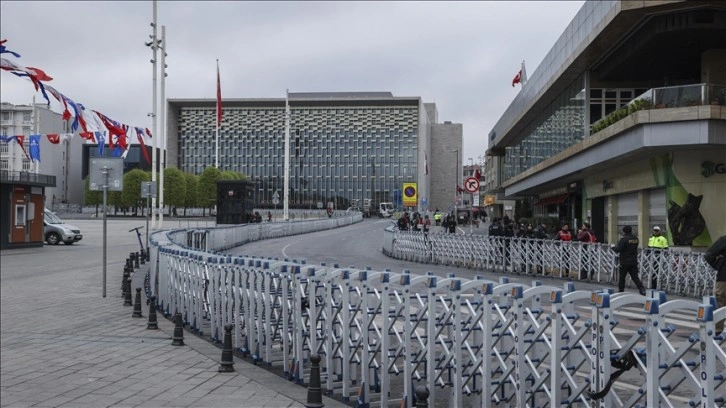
[433,210,442,226]
[647,226,669,289]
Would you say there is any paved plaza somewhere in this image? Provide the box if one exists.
[0,218,347,408]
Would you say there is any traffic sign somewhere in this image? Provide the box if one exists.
[464,177,480,193]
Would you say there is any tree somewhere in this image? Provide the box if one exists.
[84,176,103,217]
[121,169,151,215]
[164,167,186,215]
[198,166,221,215]
[183,172,198,216]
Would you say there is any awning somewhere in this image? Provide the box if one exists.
[534,193,569,206]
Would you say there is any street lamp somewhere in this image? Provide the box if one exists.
[452,149,459,212]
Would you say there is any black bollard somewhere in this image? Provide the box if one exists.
[139,249,146,265]
[414,385,429,408]
[123,277,133,306]
[171,312,185,346]
[305,354,324,408]
[134,252,140,268]
[121,267,130,297]
[132,288,143,318]
[129,252,136,269]
[218,324,235,372]
[146,295,158,330]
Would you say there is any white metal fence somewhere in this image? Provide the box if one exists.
[384,229,717,298]
[147,218,725,407]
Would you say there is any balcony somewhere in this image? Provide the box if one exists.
[591,83,726,134]
[0,170,56,187]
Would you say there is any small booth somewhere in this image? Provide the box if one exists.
[216,180,256,225]
[0,171,56,249]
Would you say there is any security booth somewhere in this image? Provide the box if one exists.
[216,180,256,225]
[0,171,56,249]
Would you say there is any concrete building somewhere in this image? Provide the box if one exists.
[485,1,726,247]
[167,92,463,213]
[0,102,84,209]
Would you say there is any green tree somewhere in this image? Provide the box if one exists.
[219,170,238,180]
[183,173,198,216]
[84,176,103,217]
[198,166,221,215]
[164,167,186,215]
[121,169,151,215]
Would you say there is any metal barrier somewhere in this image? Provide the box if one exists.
[384,229,716,298]
[147,220,724,407]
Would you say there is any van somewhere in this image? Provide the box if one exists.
[43,209,83,245]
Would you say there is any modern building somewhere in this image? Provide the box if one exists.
[167,92,463,213]
[485,0,726,247]
[0,102,84,209]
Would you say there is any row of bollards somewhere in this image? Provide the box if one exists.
[118,251,345,408]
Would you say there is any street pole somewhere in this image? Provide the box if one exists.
[283,90,290,221]
[159,24,167,229]
[149,0,158,230]
[468,158,473,235]
[102,166,109,298]
[453,149,458,213]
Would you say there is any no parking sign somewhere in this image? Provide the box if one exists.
[402,182,417,207]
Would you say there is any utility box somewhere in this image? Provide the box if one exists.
[216,180,256,225]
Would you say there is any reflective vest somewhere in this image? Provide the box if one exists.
[434,213,442,221]
[648,235,669,250]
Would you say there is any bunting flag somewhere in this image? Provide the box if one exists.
[0,135,11,143]
[13,135,30,160]
[45,84,72,121]
[95,131,106,156]
[46,134,60,144]
[79,131,96,143]
[456,185,464,194]
[0,39,21,58]
[135,127,151,164]
[474,168,482,181]
[9,65,53,105]
[29,135,41,163]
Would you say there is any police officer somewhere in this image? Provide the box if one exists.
[647,225,669,289]
[611,225,646,295]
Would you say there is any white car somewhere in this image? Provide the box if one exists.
[43,209,83,245]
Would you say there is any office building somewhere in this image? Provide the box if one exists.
[167,92,463,212]
[485,1,726,247]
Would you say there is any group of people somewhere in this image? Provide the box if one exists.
[396,211,432,233]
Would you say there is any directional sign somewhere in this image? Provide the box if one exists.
[464,177,480,193]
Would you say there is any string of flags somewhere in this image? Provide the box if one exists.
[0,39,153,164]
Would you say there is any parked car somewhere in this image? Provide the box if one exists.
[43,209,83,245]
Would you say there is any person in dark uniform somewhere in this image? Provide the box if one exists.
[611,225,646,295]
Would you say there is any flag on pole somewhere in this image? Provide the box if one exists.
[424,152,429,175]
[216,59,222,128]
[512,60,527,87]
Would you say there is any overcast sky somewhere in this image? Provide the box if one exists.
[1,0,584,161]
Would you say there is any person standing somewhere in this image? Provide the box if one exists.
[577,222,596,280]
[647,226,669,289]
[704,235,726,334]
[611,225,646,295]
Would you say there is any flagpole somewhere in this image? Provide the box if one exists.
[283,89,290,221]
[150,0,158,229]
[159,24,166,229]
[215,59,220,169]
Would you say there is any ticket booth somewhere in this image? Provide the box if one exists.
[0,172,56,249]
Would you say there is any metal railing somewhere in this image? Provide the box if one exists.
[147,219,725,407]
[0,170,56,186]
[384,229,716,298]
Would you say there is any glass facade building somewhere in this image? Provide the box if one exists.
[167,93,444,209]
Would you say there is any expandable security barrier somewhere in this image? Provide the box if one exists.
[385,230,716,298]
[148,220,725,407]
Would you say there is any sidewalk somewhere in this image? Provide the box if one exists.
[0,219,348,408]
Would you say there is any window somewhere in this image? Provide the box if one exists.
[23,112,32,122]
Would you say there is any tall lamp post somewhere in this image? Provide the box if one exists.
[452,149,459,213]
[468,158,474,234]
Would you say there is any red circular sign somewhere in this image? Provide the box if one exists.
[404,186,416,197]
